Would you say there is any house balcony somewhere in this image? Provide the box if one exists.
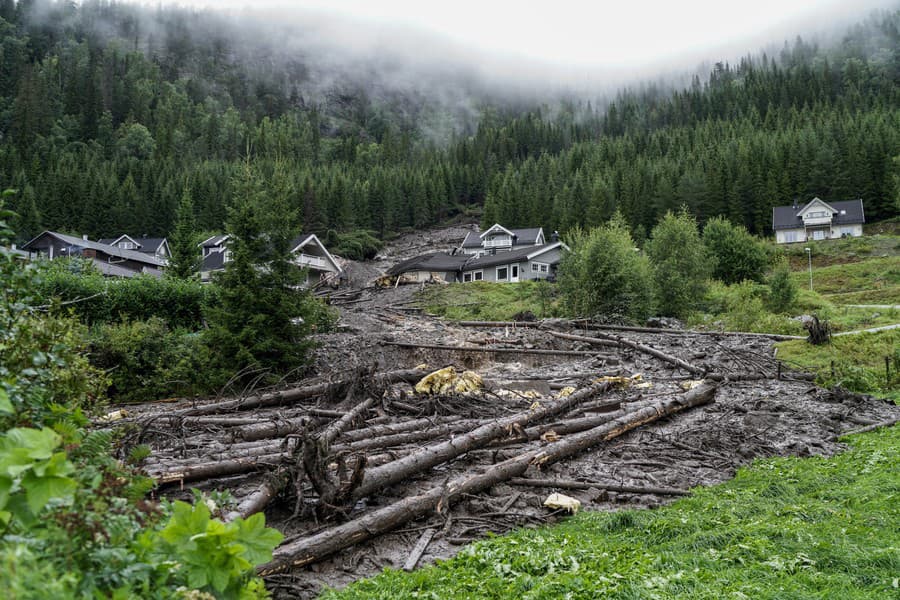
[483,238,512,249]
[802,216,833,227]
[296,253,328,269]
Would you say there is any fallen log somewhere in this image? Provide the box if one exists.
[152,453,287,486]
[508,477,689,496]
[349,381,615,502]
[706,371,816,382]
[403,528,436,572]
[319,397,375,445]
[382,340,616,357]
[340,416,461,442]
[550,331,706,377]
[224,473,290,521]
[258,382,716,574]
[839,415,900,437]
[175,368,429,417]
[331,419,487,453]
[454,319,803,340]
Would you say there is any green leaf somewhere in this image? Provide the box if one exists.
[22,472,77,514]
[236,512,284,565]
[0,476,11,510]
[0,389,12,414]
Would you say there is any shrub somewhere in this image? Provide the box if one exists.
[702,216,769,284]
[646,209,713,318]
[327,229,383,260]
[89,319,218,402]
[558,217,654,322]
[36,259,215,329]
[767,260,798,313]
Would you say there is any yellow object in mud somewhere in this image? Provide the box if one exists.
[414,367,483,395]
[543,492,581,514]
[680,379,705,391]
[595,373,647,388]
[557,386,576,397]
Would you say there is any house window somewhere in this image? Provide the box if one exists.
[223,250,233,263]
[497,267,508,281]
[120,241,134,249]
[783,231,798,243]
[812,230,825,241]
[463,273,472,282]
[473,271,483,281]
[841,227,854,237]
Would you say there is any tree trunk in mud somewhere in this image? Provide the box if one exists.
[258,381,716,574]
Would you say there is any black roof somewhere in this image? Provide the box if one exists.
[387,252,470,276]
[200,234,230,248]
[201,251,226,272]
[463,244,560,270]
[772,199,865,230]
[461,227,544,248]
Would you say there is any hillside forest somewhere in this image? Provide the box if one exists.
[0,0,898,245]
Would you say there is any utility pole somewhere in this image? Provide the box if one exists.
[804,247,812,291]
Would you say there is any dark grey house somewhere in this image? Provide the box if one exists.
[772,198,865,243]
[199,232,342,286]
[459,224,548,257]
[21,231,165,277]
[98,234,171,260]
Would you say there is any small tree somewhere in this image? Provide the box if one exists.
[702,216,769,284]
[646,208,713,318]
[203,165,317,377]
[767,259,797,313]
[166,188,199,279]
[558,214,654,322]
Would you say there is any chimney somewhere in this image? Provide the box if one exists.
[82,234,89,241]
[551,231,560,243]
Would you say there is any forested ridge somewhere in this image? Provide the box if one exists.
[1,0,898,244]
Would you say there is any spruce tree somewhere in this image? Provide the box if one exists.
[167,188,198,279]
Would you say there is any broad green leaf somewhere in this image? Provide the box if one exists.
[0,476,11,509]
[0,389,12,414]
[5,427,62,460]
[236,512,284,565]
[22,472,77,513]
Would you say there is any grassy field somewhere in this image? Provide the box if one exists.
[418,280,564,321]
[788,256,900,299]
[776,329,900,401]
[323,426,900,599]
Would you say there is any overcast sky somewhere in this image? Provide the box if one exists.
[163,0,896,72]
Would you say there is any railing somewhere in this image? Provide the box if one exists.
[483,238,512,249]
[802,216,833,227]
[296,253,328,268]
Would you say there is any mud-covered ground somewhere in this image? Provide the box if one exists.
[131,226,900,599]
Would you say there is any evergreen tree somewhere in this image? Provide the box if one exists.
[202,164,316,377]
[167,188,199,279]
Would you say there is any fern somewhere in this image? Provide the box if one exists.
[75,428,116,461]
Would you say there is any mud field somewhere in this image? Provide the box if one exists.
[124,227,900,599]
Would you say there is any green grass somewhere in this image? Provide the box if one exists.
[776,329,900,397]
[780,232,900,269]
[323,426,900,599]
[789,256,900,296]
[418,281,564,321]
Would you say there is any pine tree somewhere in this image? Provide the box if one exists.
[167,188,198,279]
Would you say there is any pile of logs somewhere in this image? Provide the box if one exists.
[129,322,819,581]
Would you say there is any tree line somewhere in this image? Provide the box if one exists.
[0,1,897,246]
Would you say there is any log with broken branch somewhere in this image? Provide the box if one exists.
[382,340,617,358]
[549,331,706,376]
[257,381,717,574]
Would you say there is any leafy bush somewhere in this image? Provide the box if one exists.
[558,217,654,322]
[89,319,219,402]
[767,260,798,313]
[702,216,769,284]
[646,209,713,318]
[35,259,216,329]
[326,229,383,261]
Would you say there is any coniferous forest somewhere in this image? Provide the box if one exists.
[0,0,898,245]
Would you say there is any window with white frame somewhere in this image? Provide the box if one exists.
[463,272,472,282]
[783,231,798,243]
[473,271,483,281]
[496,266,508,280]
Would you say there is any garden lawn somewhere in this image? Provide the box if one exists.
[323,426,900,599]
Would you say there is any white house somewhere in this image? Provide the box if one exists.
[772,198,865,244]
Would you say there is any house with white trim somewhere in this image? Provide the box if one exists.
[198,232,342,286]
[388,225,567,284]
[98,234,171,261]
[21,231,165,277]
[772,198,865,244]
[458,224,552,257]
